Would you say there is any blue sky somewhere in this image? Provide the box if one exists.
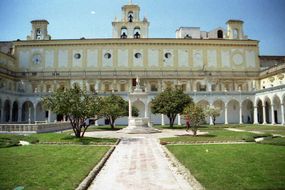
[0,0,285,55]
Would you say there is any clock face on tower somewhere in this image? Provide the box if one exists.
[32,54,41,64]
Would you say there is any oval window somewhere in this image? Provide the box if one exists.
[134,52,142,59]
[165,52,172,59]
[104,53,111,59]
[74,53,81,59]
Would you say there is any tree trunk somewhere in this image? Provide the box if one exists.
[168,114,177,128]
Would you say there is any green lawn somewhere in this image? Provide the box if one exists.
[167,144,285,190]
[31,133,117,145]
[0,145,110,190]
[238,125,285,136]
[86,125,126,132]
[160,129,253,143]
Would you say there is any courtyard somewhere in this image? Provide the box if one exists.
[0,124,284,190]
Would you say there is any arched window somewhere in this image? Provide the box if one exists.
[128,11,133,22]
[217,30,223,38]
[233,29,239,39]
[134,27,141,39]
[36,28,41,40]
[121,27,127,39]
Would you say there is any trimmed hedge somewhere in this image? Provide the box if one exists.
[258,137,285,146]
[0,134,39,148]
[242,133,273,142]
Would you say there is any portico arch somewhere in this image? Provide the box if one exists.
[227,99,240,124]
[256,98,263,124]
[272,95,281,124]
[36,101,46,121]
[21,101,34,123]
[12,101,19,122]
[213,99,225,124]
[242,99,253,123]
[264,96,271,124]
[4,99,11,122]
[197,99,210,123]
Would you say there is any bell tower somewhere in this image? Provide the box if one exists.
[226,20,245,40]
[112,1,149,38]
[27,20,51,40]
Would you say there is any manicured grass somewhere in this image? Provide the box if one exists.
[259,137,285,146]
[167,144,285,190]
[238,125,285,136]
[86,125,126,132]
[0,145,110,190]
[160,129,253,143]
[154,124,244,130]
[31,133,117,145]
[0,134,39,148]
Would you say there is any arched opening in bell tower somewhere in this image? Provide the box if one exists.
[233,29,239,39]
[128,11,134,22]
[217,30,223,38]
[121,27,128,38]
[134,27,141,39]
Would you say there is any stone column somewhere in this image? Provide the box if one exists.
[48,110,52,123]
[209,116,213,125]
[144,103,148,118]
[33,103,37,122]
[271,104,275,125]
[0,106,4,123]
[95,115,99,126]
[239,103,243,124]
[262,105,267,124]
[161,114,165,126]
[281,104,285,125]
[128,99,132,118]
[18,106,22,122]
[178,114,181,126]
[224,105,228,124]
[253,106,258,124]
[9,105,13,122]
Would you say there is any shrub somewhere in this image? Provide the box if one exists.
[0,134,39,148]
[0,136,19,148]
[258,137,285,146]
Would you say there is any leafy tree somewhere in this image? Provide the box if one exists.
[205,106,221,125]
[100,94,138,129]
[183,104,205,136]
[42,85,101,138]
[151,88,192,127]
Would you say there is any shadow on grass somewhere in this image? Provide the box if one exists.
[176,134,216,138]
[61,135,116,145]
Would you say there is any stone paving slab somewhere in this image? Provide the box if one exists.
[88,137,193,190]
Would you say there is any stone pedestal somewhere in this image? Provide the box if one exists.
[119,76,160,134]
[119,117,160,134]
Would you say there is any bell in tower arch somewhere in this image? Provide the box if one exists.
[128,11,133,22]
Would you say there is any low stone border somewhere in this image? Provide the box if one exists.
[163,140,250,145]
[38,142,116,145]
[161,145,205,190]
[75,139,120,190]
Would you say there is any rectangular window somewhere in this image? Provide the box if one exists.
[105,84,110,92]
[150,84,158,91]
[120,84,125,92]
[132,78,136,86]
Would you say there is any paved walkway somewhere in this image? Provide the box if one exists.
[87,130,194,190]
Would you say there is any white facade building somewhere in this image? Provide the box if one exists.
[0,2,284,126]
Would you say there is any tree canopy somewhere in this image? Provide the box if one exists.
[205,106,221,125]
[183,103,205,136]
[151,88,193,127]
[100,94,138,128]
[42,85,101,137]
